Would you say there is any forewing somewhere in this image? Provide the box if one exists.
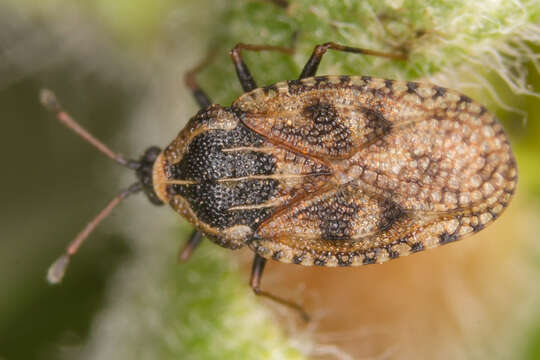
[233,75,454,159]
[239,75,517,267]
[251,180,515,267]
[255,183,406,244]
[251,182,475,266]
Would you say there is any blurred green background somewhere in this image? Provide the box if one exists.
[1,1,539,359]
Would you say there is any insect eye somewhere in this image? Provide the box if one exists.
[143,146,162,162]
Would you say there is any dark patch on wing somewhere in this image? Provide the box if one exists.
[410,242,424,253]
[314,76,328,88]
[407,81,419,94]
[339,75,350,85]
[458,94,472,105]
[361,107,393,139]
[376,198,404,232]
[384,79,394,94]
[301,100,353,154]
[337,253,353,266]
[293,254,304,264]
[303,101,339,127]
[432,86,446,99]
[488,208,499,220]
[388,247,400,259]
[479,106,487,116]
[315,189,360,241]
[363,255,376,265]
[471,223,484,232]
[286,79,303,95]
[263,84,279,95]
[439,231,459,244]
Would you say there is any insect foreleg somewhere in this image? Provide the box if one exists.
[184,53,216,108]
[229,42,295,92]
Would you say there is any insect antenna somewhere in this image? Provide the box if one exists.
[39,89,140,170]
[40,89,143,283]
[46,182,143,284]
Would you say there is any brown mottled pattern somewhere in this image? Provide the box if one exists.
[232,75,517,267]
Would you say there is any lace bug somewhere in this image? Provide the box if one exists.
[41,42,517,320]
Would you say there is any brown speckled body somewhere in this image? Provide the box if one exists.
[153,75,517,267]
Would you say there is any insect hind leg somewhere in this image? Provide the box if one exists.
[299,42,407,79]
[250,254,310,321]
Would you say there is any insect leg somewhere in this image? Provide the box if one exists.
[230,42,295,92]
[184,54,215,109]
[299,42,407,79]
[178,230,203,262]
[250,254,310,321]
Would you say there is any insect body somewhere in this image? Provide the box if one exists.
[42,42,517,319]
